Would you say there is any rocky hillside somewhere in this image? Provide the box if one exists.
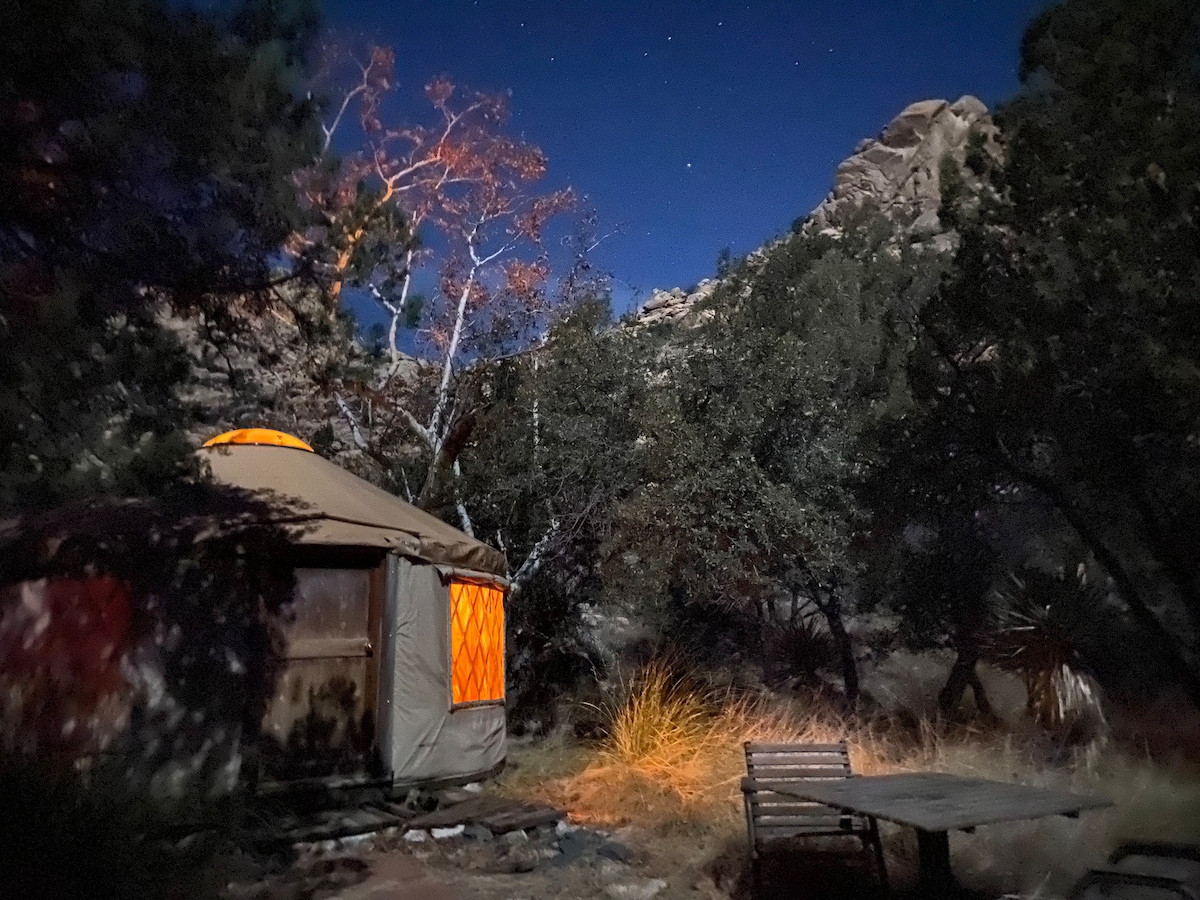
[633,95,997,326]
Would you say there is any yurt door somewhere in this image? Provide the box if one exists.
[259,566,382,782]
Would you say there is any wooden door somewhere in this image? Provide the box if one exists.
[259,566,382,782]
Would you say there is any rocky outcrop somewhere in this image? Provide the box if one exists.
[634,279,718,327]
[808,95,998,237]
[633,95,998,328]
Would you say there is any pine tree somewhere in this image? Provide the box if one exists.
[0,0,321,511]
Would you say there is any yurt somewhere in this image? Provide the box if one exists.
[0,429,509,793]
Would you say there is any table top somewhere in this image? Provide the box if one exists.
[755,772,1112,833]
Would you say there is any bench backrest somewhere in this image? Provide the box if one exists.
[744,741,855,783]
[743,741,865,844]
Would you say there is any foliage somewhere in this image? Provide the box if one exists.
[988,566,1116,739]
[0,0,321,511]
[762,611,839,689]
[457,298,657,720]
[914,0,1200,703]
[0,11,316,893]
[601,221,941,699]
[553,660,851,826]
[297,46,576,534]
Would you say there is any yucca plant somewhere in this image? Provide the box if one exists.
[764,611,838,688]
[987,566,1110,739]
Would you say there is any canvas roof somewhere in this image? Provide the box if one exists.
[201,444,507,576]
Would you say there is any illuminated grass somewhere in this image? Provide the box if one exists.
[501,660,1200,894]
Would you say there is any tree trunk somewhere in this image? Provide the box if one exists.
[938,642,998,722]
[939,648,979,717]
[817,596,859,708]
[429,269,477,440]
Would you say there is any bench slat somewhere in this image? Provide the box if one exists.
[755,826,872,844]
[752,805,869,820]
[742,776,853,792]
[746,766,852,778]
[745,742,849,753]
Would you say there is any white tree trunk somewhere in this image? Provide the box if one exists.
[451,458,475,537]
[508,520,560,600]
[429,264,477,446]
[385,248,415,366]
[334,394,370,450]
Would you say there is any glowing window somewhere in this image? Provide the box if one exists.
[449,580,505,706]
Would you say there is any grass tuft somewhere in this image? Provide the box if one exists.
[519,662,873,827]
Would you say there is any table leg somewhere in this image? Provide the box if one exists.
[915,828,955,894]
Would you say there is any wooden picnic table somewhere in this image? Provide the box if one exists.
[756,772,1112,894]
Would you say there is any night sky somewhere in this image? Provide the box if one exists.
[323,0,1051,316]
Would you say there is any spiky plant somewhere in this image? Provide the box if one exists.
[764,611,838,688]
[987,566,1110,738]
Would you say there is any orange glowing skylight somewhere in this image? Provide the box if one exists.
[202,428,314,452]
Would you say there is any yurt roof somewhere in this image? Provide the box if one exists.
[200,438,506,577]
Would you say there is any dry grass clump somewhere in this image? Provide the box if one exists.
[518,662,893,828]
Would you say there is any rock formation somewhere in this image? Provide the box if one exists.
[633,95,998,326]
[808,94,998,237]
[634,279,718,327]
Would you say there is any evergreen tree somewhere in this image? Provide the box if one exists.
[602,222,940,701]
[0,0,321,511]
[918,0,1200,703]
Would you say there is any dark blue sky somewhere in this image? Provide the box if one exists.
[324,0,1051,315]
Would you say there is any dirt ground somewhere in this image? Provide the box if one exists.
[209,817,939,900]
[212,826,727,900]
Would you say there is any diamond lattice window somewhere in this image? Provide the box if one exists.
[449,580,505,706]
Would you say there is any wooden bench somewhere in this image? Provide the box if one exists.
[741,741,887,893]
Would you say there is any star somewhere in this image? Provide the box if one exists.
[686,163,692,169]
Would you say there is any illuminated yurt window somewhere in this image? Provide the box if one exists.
[449,580,505,706]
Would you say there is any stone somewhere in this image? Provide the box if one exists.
[549,828,601,866]
[630,95,997,334]
[435,786,477,807]
[604,878,668,900]
[909,209,942,235]
[597,860,628,881]
[403,829,429,843]
[596,841,634,864]
[486,846,541,874]
[950,95,989,119]
[880,99,949,147]
[464,824,494,842]
[502,828,529,844]
[430,824,465,840]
